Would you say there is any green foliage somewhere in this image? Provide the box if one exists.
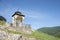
[0,16,6,21]
[37,26,60,38]
[0,16,6,25]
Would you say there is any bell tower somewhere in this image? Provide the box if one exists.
[12,11,25,27]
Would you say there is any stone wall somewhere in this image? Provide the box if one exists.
[0,22,35,40]
[0,22,32,34]
[0,30,36,40]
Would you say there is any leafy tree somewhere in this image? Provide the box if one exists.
[0,16,6,21]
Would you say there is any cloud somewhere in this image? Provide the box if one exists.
[22,10,47,19]
[27,15,39,18]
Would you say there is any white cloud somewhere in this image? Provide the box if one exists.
[21,10,47,19]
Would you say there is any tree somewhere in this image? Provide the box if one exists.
[0,16,6,21]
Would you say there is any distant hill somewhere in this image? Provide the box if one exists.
[37,26,60,38]
[31,31,60,40]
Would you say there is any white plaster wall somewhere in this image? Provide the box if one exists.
[14,15,18,19]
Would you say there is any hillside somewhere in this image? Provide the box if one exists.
[0,27,60,40]
[0,21,6,25]
[0,22,60,40]
[31,31,60,40]
[0,16,60,40]
[37,26,60,38]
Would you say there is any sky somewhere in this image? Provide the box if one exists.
[0,0,60,30]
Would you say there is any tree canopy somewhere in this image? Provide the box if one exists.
[0,16,6,21]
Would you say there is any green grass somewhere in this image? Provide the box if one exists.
[0,21,6,25]
[0,28,21,34]
[5,28,21,34]
[0,27,60,40]
[37,26,60,38]
[31,31,60,40]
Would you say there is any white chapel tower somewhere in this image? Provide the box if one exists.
[12,11,25,27]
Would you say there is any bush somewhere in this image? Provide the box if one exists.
[0,16,6,21]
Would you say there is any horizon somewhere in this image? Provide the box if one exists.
[0,0,60,30]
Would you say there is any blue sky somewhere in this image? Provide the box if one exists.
[0,0,60,30]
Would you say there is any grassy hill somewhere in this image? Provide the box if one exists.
[0,27,60,40]
[0,21,6,25]
[0,19,60,40]
[37,26,60,38]
[31,31,60,40]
